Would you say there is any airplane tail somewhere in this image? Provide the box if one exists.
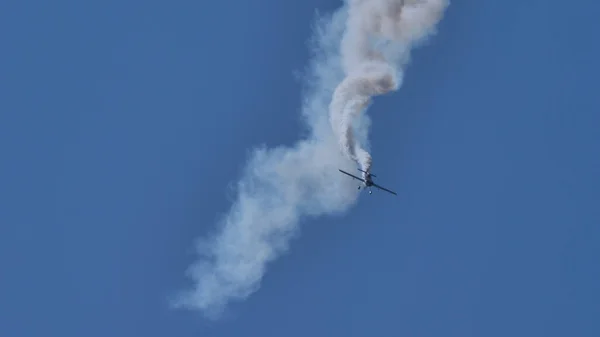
[357,168,376,177]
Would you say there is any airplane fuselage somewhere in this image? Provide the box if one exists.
[360,173,374,194]
[363,175,374,186]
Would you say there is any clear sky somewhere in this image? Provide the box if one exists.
[1,1,599,336]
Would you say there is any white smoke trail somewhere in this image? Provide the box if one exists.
[330,0,449,179]
[173,0,449,319]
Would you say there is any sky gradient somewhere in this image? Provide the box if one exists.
[1,0,599,336]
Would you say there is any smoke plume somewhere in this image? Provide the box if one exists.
[330,0,448,179]
[173,0,449,319]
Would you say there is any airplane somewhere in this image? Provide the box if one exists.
[338,168,397,196]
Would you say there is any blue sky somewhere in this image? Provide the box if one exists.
[1,0,599,336]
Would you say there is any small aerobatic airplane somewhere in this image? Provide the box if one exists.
[338,168,397,196]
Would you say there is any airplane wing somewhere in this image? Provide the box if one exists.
[338,169,365,182]
[372,183,397,196]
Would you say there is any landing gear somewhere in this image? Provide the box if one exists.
[358,185,372,194]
